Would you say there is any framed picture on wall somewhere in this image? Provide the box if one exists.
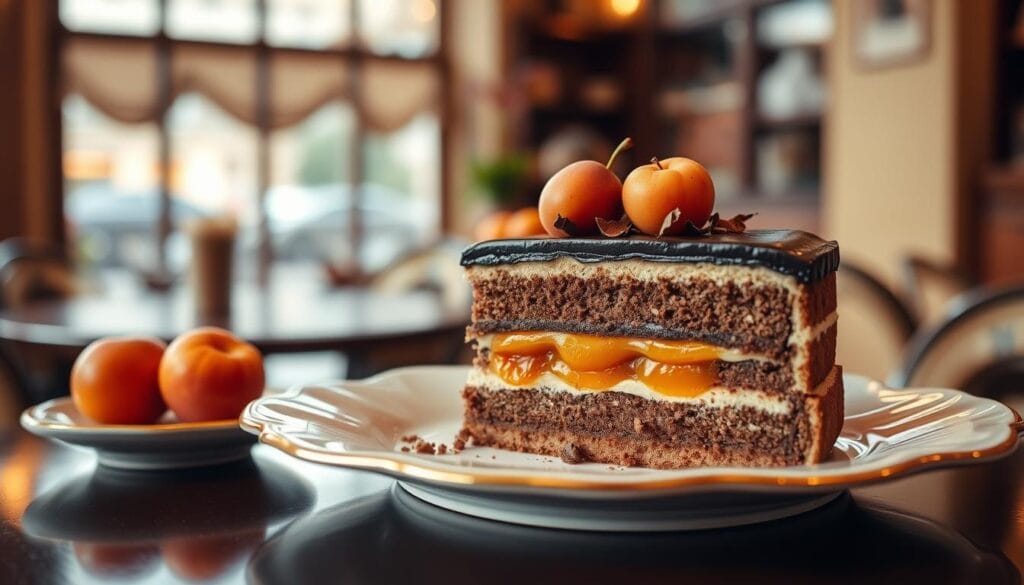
[853,0,932,69]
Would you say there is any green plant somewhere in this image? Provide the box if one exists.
[469,154,530,206]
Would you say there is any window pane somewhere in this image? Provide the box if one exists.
[63,95,162,270]
[60,0,160,36]
[166,0,259,44]
[359,0,439,57]
[268,103,356,264]
[267,0,352,49]
[167,93,259,275]
[362,113,440,271]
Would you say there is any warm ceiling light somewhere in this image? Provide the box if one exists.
[413,0,436,23]
[610,0,641,18]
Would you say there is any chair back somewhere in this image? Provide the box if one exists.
[368,238,471,310]
[892,285,1024,397]
[0,238,76,309]
[836,262,918,382]
[901,255,973,326]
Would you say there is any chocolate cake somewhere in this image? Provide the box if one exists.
[459,230,843,469]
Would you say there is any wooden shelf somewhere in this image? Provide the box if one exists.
[756,41,826,53]
[723,190,820,203]
[530,104,622,119]
[658,3,745,35]
[657,0,801,35]
[754,113,822,131]
[984,165,1024,198]
[504,0,827,223]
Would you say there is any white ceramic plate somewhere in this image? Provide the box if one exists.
[240,366,1022,531]
[21,398,256,470]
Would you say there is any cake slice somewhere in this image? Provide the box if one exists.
[460,230,843,468]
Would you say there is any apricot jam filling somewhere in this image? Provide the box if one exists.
[488,332,722,398]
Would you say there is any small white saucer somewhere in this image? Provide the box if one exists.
[21,398,256,470]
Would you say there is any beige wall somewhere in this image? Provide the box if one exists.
[825,0,955,285]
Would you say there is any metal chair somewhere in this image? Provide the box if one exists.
[0,237,76,310]
[347,238,472,378]
[891,285,1024,397]
[901,255,974,326]
[836,262,918,382]
[0,238,77,407]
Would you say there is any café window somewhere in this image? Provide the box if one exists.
[58,0,445,277]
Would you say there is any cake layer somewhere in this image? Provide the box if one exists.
[460,230,841,284]
[462,366,844,468]
[468,367,796,410]
[466,259,836,361]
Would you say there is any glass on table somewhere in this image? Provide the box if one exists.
[185,216,238,321]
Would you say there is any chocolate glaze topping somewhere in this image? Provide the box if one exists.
[460,229,840,283]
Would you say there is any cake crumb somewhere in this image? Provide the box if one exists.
[452,428,471,453]
[400,434,456,456]
[633,417,644,433]
[560,443,590,464]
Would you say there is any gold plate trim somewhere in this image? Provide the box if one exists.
[21,397,248,434]
[238,403,1023,494]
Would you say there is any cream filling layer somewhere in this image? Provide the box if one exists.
[788,310,838,347]
[466,258,801,290]
[467,367,794,415]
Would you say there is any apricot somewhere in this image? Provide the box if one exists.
[74,542,159,577]
[158,327,264,422]
[473,210,510,242]
[71,337,167,424]
[502,207,546,238]
[538,137,632,237]
[162,528,264,581]
[622,156,715,236]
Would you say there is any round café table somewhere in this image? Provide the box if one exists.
[0,432,1021,584]
[0,266,470,399]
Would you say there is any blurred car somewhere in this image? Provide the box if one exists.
[66,181,437,275]
[263,183,436,272]
[65,183,208,269]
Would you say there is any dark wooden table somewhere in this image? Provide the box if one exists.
[0,266,469,354]
[0,265,470,398]
[1,430,1022,585]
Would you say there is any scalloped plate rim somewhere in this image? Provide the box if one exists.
[239,365,1022,496]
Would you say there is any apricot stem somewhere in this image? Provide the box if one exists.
[651,156,664,170]
[605,137,633,170]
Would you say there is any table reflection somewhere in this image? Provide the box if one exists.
[23,457,314,583]
[250,486,1017,585]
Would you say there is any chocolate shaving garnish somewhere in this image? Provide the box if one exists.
[680,220,711,236]
[553,214,580,236]
[710,212,757,234]
[656,208,682,238]
[595,215,633,238]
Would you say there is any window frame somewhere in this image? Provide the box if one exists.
[54,0,451,280]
